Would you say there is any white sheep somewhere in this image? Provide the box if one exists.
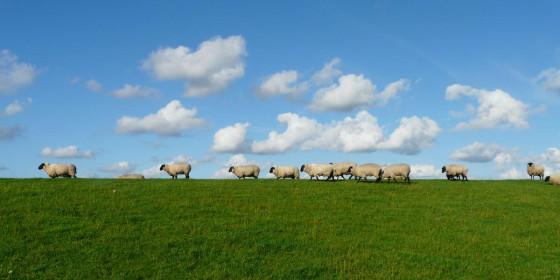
[300,163,335,181]
[38,162,77,178]
[380,163,411,184]
[527,162,544,180]
[269,166,299,179]
[330,161,357,180]
[545,174,560,185]
[116,174,145,179]
[442,164,468,181]
[229,165,260,179]
[160,162,192,179]
[348,163,383,182]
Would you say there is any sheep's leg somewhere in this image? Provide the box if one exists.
[340,175,346,180]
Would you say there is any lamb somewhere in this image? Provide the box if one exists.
[380,163,411,184]
[330,161,357,180]
[38,162,77,178]
[545,174,560,185]
[348,163,383,182]
[300,163,335,181]
[442,164,468,181]
[229,165,260,179]
[269,166,299,179]
[160,162,191,179]
[116,174,145,179]
[527,162,545,180]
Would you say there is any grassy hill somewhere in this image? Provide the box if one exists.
[1,178,559,279]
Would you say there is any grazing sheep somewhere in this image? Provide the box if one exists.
[381,163,411,184]
[545,174,560,185]
[229,165,260,179]
[442,164,469,181]
[160,163,191,179]
[269,166,299,179]
[38,162,77,178]
[330,161,357,180]
[348,163,383,182]
[527,162,545,180]
[116,174,145,179]
[300,163,335,181]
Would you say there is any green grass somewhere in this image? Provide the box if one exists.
[1,178,559,279]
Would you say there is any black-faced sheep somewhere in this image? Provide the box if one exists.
[38,162,77,178]
[527,162,544,180]
[442,164,468,181]
[160,163,191,179]
[229,165,260,179]
[300,163,335,181]
[269,166,299,179]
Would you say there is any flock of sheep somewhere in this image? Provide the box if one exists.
[36,161,559,184]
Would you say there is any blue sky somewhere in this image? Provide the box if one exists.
[2,1,560,179]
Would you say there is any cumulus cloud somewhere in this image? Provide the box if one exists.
[114,100,206,136]
[311,57,342,86]
[253,70,308,100]
[378,116,441,155]
[110,84,159,99]
[141,35,247,97]
[99,161,136,174]
[85,79,103,92]
[3,97,32,117]
[450,142,510,163]
[252,113,322,154]
[374,79,410,107]
[445,84,530,130]
[40,145,95,158]
[535,68,560,93]
[410,164,441,178]
[211,122,251,153]
[0,125,22,140]
[0,50,39,94]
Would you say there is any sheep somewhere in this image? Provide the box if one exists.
[116,174,145,179]
[38,162,77,178]
[527,162,545,180]
[269,166,299,179]
[442,164,468,181]
[348,163,383,182]
[160,162,191,179]
[380,163,411,184]
[229,165,260,179]
[300,163,335,181]
[545,174,560,185]
[330,161,357,180]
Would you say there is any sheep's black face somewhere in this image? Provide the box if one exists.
[159,164,165,171]
[545,176,550,182]
[228,166,234,172]
[269,167,275,173]
[528,162,533,167]
[300,165,305,172]
[38,163,45,170]
[441,166,446,173]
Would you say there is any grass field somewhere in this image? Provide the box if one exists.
[1,178,559,279]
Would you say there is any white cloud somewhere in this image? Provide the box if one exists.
[0,50,39,94]
[211,122,251,153]
[114,100,206,136]
[301,111,384,152]
[499,168,525,179]
[141,35,247,97]
[0,125,22,140]
[311,57,342,86]
[378,116,441,155]
[140,165,163,178]
[253,70,308,100]
[450,142,508,162]
[172,154,196,164]
[3,97,32,117]
[85,79,102,92]
[445,84,530,130]
[374,79,410,107]
[110,84,159,99]
[410,164,441,178]
[309,74,376,112]
[40,145,94,158]
[100,161,136,174]
[536,68,560,93]
[252,113,321,154]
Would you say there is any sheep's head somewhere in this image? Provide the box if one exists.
[300,164,306,172]
[441,166,446,173]
[228,166,234,173]
[269,167,275,173]
[528,162,534,167]
[545,176,550,182]
[38,163,46,170]
[159,164,165,171]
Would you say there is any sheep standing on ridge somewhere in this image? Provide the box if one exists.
[269,166,299,179]
[116,174,145,179]
[38,162,77,178]
[300,163,335,181]
[527,162,545,180]
[442,164,468,181]
[160,163,191,179]
[348,163,383,182]
[229,165,260,179]
[380,163,411,184]
[545,174,560,185]
[330,161,357,180]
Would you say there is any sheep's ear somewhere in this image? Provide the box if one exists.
[159,164,165,170]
